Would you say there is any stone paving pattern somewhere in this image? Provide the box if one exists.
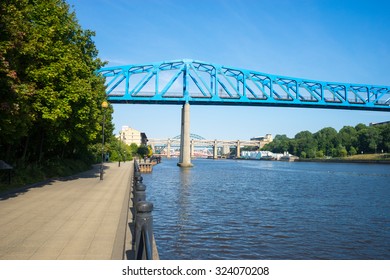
[0,161,133,260]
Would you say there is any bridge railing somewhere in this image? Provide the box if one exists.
[132,160,157,260]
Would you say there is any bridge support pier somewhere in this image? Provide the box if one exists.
[236,140,241,158]
[223,145,230,156]
[177,102,193,167]
[167,139,171,159]
[213,140,218,159]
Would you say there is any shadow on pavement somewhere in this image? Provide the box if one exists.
[0,164,111,201]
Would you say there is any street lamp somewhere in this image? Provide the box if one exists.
[100,101,109,180]
[118,131,122,167]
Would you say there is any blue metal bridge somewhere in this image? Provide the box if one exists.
[97,59,390,111]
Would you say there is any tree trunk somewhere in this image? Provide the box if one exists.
[38,131,44,163]
[22,136,29,163]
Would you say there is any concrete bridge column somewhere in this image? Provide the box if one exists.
[178,102,193,167]
[223,145,230,156]
[236,140,241,158]
[167,139,171,158]
[179,106,184,163]
[213,140,218,159]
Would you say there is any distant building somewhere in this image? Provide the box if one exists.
[250,134,273,148]
[119,126,143,146]
[370,121,390,126]
[140,133,148,146]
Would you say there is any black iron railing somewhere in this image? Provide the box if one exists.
[133,160,155,260]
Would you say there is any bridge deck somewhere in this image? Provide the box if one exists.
[0,162,133,260]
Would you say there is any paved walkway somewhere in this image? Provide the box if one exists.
[0,161,134,260]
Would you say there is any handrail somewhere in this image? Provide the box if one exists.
[133,160,156,260]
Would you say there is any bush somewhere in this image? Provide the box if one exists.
[316,150,324,158]
[0,159,92,193]
[339,147,348,157]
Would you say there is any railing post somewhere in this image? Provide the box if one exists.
[134,160,140,172]
[134,176,146,203]
[135,201,154,260]
[134,170,142,185]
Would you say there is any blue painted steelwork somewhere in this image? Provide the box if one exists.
[97,59,390,111]
[172,133,206,140]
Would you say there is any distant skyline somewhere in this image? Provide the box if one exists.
[67,0,390,140]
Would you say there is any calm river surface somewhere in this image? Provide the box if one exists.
[141,158,390,259]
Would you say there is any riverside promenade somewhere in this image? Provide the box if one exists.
[0,161,134,260]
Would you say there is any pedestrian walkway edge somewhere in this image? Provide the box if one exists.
[111,161,134,260]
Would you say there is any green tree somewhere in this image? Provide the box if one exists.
[0,0,34,161]
[355,123,368,132]
[147,145,153,157]
[294,131,317,158]
[357,126,381,153]
[261,123,389,159]
[288,139,298,156]
[0,0,110,166]
[262,134,290,153]
[314,127,340,157]
[137,146,149,158]
[349,146,357,156]
[376,123,390,153]
[129,143,139,156]
[337,145,348,157]
[339,126,358,151]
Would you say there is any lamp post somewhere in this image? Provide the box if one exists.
[118,131,122,167]
[100,101,109,180]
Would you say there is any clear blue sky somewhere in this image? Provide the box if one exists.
[67,0,390,140]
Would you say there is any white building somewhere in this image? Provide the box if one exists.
[250,134,273,148]
[119,126,142,146]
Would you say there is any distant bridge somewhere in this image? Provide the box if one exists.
[148,135,271,159]
[98,59,390,167]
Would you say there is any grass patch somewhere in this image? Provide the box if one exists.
[343,153,390,161]
[298,153,390,163]
[0,159,92,194]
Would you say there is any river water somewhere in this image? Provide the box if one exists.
[141,158,390,260]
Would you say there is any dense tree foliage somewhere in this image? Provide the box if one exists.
[136,145,153,159]
[0,0,112,167]
[104,136,138,162]
[262,123,390,158]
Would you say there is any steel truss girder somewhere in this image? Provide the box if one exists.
[97,59,390,111]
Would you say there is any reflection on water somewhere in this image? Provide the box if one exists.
[143,159,390,260]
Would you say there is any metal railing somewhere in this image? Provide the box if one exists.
[133,160,156,260]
